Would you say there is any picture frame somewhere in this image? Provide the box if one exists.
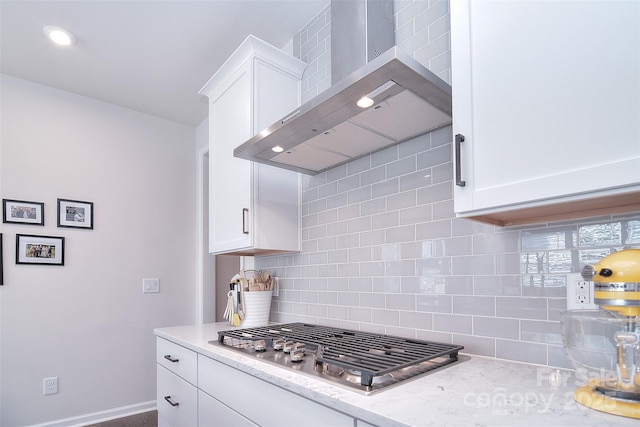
[16,234,65,266]
[57,198,93,229]
[2,199,44,225]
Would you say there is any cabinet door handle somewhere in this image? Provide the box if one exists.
[242,208,249,234]
[163,355,179,363]
[164,396,180,407]
[455,134,466,187]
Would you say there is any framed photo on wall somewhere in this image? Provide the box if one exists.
[16,234,65,266]
[57,198,93,229]
[2,199,44,225]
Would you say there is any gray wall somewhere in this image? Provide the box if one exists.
[0,75,196,426]
[256,0,640,368]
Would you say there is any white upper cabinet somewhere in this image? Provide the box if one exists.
[199,35,305,255]
[451,0,640,226]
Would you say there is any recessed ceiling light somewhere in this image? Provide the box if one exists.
[43,25,76,46]
[356,96,374,109]
[271,145,285,153]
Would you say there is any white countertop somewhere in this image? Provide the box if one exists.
[155,322,638,427]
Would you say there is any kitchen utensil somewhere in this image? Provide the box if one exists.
[239,277,246,319]
[561,249,640,419]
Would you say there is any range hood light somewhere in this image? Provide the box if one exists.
[356,96,375,108]
[271,145,284,153]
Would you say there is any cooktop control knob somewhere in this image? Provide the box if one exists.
[283,340,296,354]
[254,339,267,352]
[273,338,285,351]
[290,343,306,362]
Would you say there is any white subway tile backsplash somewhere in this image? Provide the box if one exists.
[417,294,452,313]
[473,316,519,340]
[473,231,520,254]
[327,277,347,292]
[349,307,372,322]
[338,292,359,306]
[361,198,387,216]
[369,309,398,327]
[416,181,452,204]
[496,339,547,365]
[496,297,548,320]
[361,292,386,308]
[387,190,417,211]
[348,247,372,263]
[520,320,562,345]
[454,335,495,357]
[399,169,432,192]
[255,1,640,370]
[386,294,416,310]
[348,186,372,204]
[415,219,451,239]
[347,156,371,175]
[385,224,416,243]
[318,181,337,199]
[433,313,472,334]
[416,144,451,169]
[326,220,348,237]
[372,211,399,229]
[361,165,387,186]
[453,295,495,316]
[326,164,347,182]
[386,259,416,276]
[399,310,433,329]
[399,204,432,225]
[359,229,385,246]
[372,178,398,199]
[432,200,454,220]
[348,216,372,233]
[337,204,360,221]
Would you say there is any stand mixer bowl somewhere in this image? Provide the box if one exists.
[561,248,640,419]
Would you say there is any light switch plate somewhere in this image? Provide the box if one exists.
[142,278,160,293]
[566,273,598,310]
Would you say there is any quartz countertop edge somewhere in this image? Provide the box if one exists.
[154,322,637,427]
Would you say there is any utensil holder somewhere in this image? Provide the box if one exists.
[239,291,272,328]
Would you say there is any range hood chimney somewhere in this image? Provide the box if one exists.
[234,0,452,175]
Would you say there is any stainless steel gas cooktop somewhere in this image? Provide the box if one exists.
[210,323,464,395]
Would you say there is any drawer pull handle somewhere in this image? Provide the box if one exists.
[164,355,179,363]
[164,396,179,407]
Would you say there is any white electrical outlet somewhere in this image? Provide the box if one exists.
[142,278,160,293]
[566,273,598,310]
[43,377,58,395]
[272,277,279,297]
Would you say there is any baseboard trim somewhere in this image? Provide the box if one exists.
[30,400,156,427]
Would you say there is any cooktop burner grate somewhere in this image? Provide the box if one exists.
[216,323,463,387]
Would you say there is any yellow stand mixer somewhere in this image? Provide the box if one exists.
[562,248,640,419]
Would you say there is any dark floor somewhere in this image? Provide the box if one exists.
[84,410,157,427]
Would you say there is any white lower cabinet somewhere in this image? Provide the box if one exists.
[198,389,257,427]
[156,338,199,427]
[157,337,364,426]
[157,364,198,427]
[197,354,354,427]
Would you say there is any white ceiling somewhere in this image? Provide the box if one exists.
[0,0,329,127]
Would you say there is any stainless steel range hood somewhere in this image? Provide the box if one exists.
[233,0,452,175]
